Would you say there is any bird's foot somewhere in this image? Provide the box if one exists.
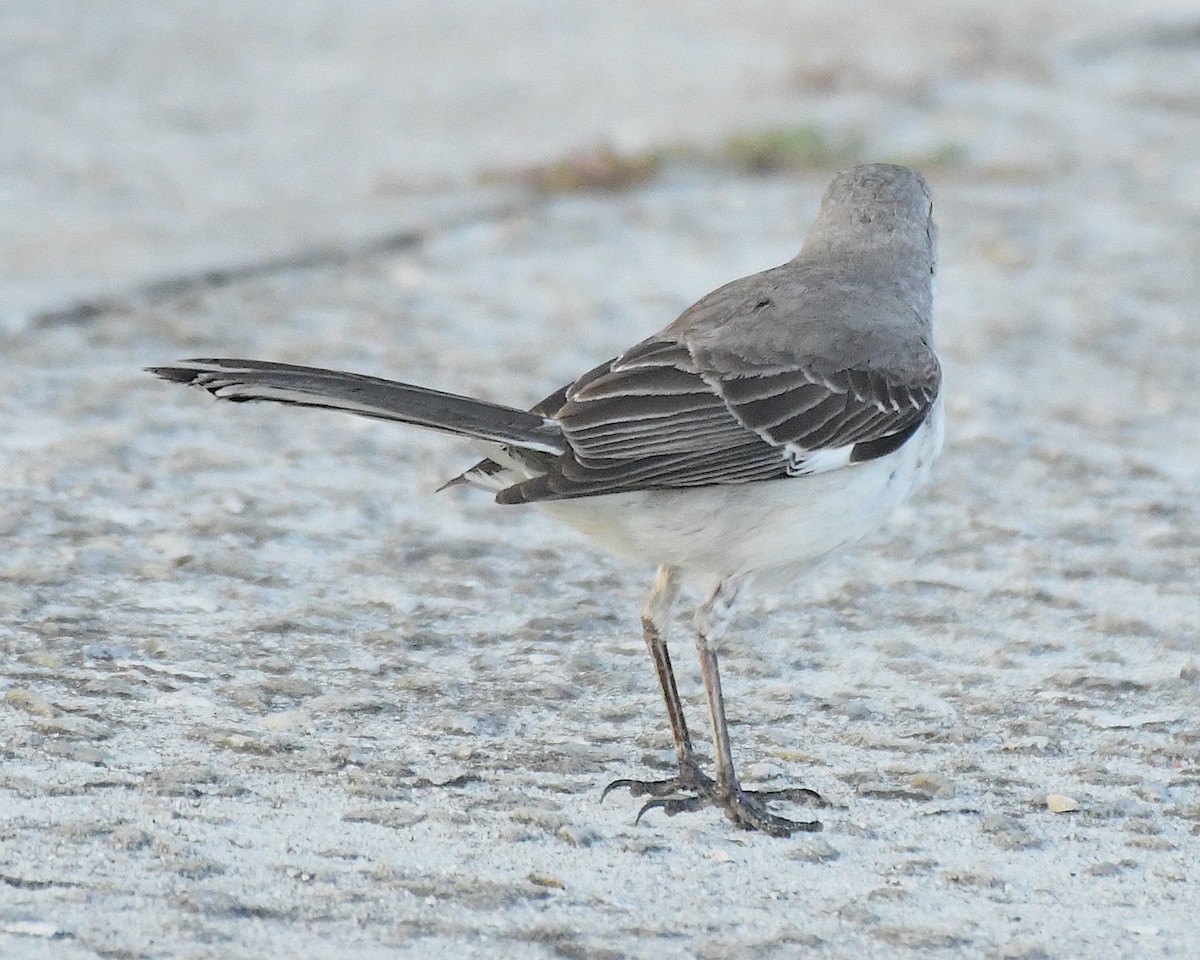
[641,784,825,836]
[604,772,825,836]
[601,764,716,802]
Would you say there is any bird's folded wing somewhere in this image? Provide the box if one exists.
[497,337,939,504]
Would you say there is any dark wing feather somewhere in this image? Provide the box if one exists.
[496,337,939,504]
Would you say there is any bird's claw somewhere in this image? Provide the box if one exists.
[604,772,826,835]
[601,770,715,802]
[634,793,707,824]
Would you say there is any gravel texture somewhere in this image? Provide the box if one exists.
[2,4,1199,959]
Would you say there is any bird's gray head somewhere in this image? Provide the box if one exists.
[800,163,936,272]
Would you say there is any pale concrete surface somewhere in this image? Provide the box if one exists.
[2,3,1200,959]
[4,0,1196,320]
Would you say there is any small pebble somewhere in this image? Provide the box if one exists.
[557,824,600,847]
[788,837,841,862]
[1046,793,1080,813]
[5,689,58,717]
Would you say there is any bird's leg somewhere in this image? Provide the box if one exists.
[601,566,715,804]
[638,565,712,791]
[639,574,824,836]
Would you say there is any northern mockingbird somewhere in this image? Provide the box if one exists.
[149,162,942,836]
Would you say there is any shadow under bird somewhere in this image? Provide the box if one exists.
[148,162,943,836]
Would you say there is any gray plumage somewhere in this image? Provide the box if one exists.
[148,163,943,836]
[153,164,938,508]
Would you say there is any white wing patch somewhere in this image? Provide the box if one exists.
[783,444,855,476]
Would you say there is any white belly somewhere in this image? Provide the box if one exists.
[539,398,943,583]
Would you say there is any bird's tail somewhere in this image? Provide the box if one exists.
[147,359,566,454]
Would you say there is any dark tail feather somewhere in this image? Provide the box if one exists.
[147,359,566,454]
